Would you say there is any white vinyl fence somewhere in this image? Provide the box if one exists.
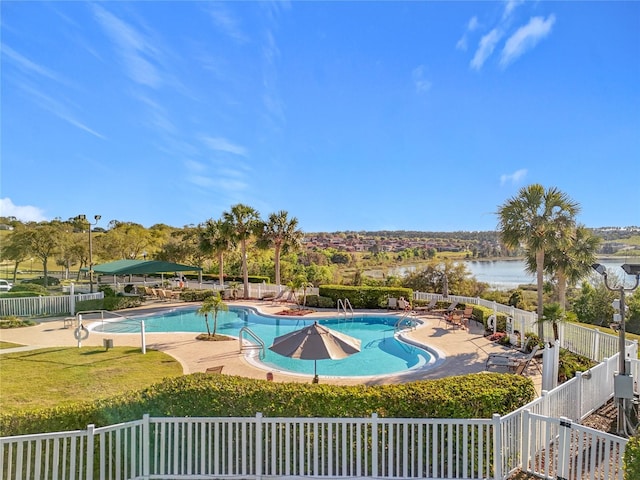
[0,293,103,317]
[1,403,630,480]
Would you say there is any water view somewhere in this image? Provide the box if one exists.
[382,257,637,290]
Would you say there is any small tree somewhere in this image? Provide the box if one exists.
[539,302,565,342]
[196,293,228,337]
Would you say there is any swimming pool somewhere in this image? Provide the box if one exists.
[91,307,435,377]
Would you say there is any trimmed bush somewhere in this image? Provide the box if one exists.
[0,316,37,328]
[304,295,334,308]
[319,285,413,309]
[0,372,536,436]
[179,289,219,302]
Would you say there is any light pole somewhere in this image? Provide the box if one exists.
[592,263,640,436]
[78,214,101,293]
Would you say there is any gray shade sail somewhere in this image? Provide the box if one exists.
[269,321,361,361]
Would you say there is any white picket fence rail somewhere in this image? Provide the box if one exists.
[1,401,630,480]
[0,293,103,317]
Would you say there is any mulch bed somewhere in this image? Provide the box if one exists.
[276,309,315,316]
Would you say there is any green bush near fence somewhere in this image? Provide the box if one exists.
[0,372,536,436]
[75,295,142,312]
[319,285,413,309]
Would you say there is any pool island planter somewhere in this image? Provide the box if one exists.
[0,410,626,480]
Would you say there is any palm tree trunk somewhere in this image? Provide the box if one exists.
[218,252,224,287]
[557,269,567,312]
[274,243,282,287]
[241,239,249,299]
[536,249,545,339]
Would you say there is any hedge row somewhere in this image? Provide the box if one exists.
[0,373,536,436]
[319,285,413,309]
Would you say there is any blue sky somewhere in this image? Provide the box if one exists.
[1,1,638,232]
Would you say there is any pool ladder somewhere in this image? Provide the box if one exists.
[239,327,266,359]
[395,310,417,332]
[337,298,354,322]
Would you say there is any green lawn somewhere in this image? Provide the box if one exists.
[0,341,22,349]
[0,347,182,414]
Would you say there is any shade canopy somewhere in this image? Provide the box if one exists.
[91,260,202,275]
[269,321,361,361]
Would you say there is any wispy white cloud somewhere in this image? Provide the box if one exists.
[470,29,503,70]
[500,169,528,185]
[201,136,248,156]
[500,15,556,68]
[2,44,70,86]
[206,3,249,44]
[18,82,105,139]
[456,16,479,51]
[136,94,176,134]
[412,65,432,94]
[503,0,525,20]
[92,4,161,88]
[0,198,47,222]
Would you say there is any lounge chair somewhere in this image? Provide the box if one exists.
[274,289,296,305]
[387,297,398,310]
[205,365,224,374]
[415,298,437,312]
[485,345,540,373]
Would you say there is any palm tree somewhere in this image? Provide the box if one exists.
[526,224,601,312]
[223,204,261,299]
[257,210,303,287]
[196,293,228,337]
[199,219,234,287]
[538,302,565,342]
[497,184,579,338]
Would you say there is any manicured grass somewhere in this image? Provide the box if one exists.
[0,341,22,349]
[0,347,182,414]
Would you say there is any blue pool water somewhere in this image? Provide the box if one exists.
[92,307,433,377]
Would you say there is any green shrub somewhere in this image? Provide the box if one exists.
[624,432,640,479]
[180,289,219,302]
[5,283,48,295]
[0,373,536,435]
[75,296,142,312]
[319,285,413,309]
[0,316,37,328]
[21,276,60,286]
[304,295,334,308]
[99,285,116,297]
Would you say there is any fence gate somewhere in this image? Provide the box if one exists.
[521,412,626,480]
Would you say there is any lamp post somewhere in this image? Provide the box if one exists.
[592,263,640,436]
[78,214,101,293]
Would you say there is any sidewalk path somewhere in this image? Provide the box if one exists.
[0,301,541,391]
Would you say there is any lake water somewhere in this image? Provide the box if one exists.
[382,257,637,290]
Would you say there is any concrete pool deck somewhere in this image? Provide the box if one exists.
[0,300,542,392]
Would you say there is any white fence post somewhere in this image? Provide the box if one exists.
[142,414,150,478]
[86,424,95,480]
[492,414,503,480]
[371,413,378,478]
[521,409,531,476]
[556,417,572,480]
[255,412,263,478]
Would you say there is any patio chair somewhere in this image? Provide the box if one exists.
[205,365,224,374]
[448,313,464,331]
[485,345,540,372]
[387,297,398,310]
[418,298,438,311]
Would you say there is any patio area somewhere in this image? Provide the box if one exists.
[0,300,542,391]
